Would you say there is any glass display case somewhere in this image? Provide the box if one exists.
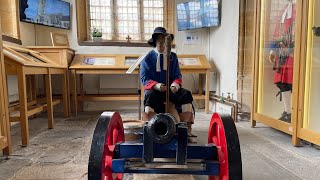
[252,0,320,146]
[252,0,298,135]
[297,0,320,145]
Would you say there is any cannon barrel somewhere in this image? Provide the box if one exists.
[147,113,177,144]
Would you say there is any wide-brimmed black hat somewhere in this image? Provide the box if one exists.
[147,27,174,47]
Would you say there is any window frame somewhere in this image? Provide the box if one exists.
[76,0,176,47]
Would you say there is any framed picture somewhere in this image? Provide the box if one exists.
[50,32,69,47]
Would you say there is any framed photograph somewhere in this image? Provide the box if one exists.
[50,32,69,46]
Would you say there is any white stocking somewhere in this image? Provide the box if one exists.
[182,104,192,112]
[145,106,154,113]
[282,91,292,114]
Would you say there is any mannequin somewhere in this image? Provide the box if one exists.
[269,0,296,122]
[141,27,196,143]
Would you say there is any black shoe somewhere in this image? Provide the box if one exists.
[279,111,291,123]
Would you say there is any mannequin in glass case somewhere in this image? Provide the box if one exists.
[269,0,296,122]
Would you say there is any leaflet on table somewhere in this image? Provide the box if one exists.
[178,58,200,66]
[125,57,138,66]
[82,57,116,65]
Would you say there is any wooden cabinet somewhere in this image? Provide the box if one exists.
[0,19,11,155]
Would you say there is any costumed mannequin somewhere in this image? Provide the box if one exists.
[140,27,196,143]
[269,0,296,122]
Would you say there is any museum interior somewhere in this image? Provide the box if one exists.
[0,0,320,179]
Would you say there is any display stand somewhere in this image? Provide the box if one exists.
[176,55,212,113]
[69,54,211,115]
[27,46,75,116]
[3,45,69,146]
[0,20,11,155]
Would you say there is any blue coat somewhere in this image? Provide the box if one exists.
[140,50,182,95]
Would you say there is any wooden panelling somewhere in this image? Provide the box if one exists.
[250,0,260,128]
[238,0,258,115]
[0,0,20,41]
[76,0,89,41]
[166,0,176,43]
[0,18,11,155]
[253,113,292,135]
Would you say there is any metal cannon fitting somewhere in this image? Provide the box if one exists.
[147,113,177,144]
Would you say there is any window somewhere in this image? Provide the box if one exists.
[88,0,164,41]
[76,0,175,46]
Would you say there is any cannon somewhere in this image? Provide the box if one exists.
[88,112,242,180]
[88,34,242,179]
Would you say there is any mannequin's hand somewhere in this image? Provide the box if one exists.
[170,86,178,93]
[269,52,276,64]
[160,85,167,92]
[154,83,166,92]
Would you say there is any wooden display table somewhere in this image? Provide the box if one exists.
[0,20,11,155]
[27,46,75,67]
[69,54,211,115]
[27,46,75,115]
[3,45,69,146]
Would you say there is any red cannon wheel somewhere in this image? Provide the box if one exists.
[88,112,125,180]
[208,113,242,180]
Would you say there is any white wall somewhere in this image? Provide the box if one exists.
[208,0,239,99]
